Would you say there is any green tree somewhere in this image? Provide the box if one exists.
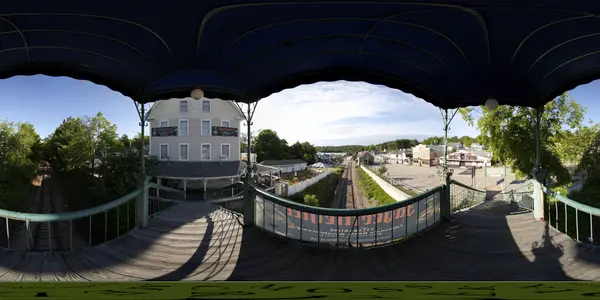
[554,125,599,169]
[253,129,286,162]
[0,121,42,209]
[46,117,92,172]
[459,92,586,184]
[130,133,149,154]
[422,136,443,145]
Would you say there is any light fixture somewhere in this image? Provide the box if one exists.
[485,97,498,110]
[191,88,204,100]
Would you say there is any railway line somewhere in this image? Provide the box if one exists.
[29,164,63,251]
[345,162,357,209]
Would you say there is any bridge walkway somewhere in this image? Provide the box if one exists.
[0,199,598,281]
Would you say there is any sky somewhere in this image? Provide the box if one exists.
[1,75,600,146]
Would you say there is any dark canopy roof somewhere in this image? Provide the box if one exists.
[2,1,600,108]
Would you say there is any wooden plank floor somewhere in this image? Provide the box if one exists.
[0,200,598,281]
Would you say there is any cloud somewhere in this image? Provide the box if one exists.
[243,81,478,146]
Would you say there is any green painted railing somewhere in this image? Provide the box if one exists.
[147,183,185,216]
[449,180,486,212]
[505,181,535,211]
[0,179,184,251]
[542,185,599,245]
[251,184,444,248]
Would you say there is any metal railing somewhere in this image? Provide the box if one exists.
[204,182,244,201]
[147,183,186,216]
[208,185,275,215]
[542,186,599,245]
[505,181,534,211]
[0,179,184,251]
[449,180,486,212]
[252,184,444,248]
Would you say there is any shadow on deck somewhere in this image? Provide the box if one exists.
[0,199,598,281]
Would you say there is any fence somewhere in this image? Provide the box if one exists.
[542,185,599,246]
[280,168,335,196]
[252,184,443,248]
[0,178,184,251]
[505,181,535,211]
[449,180,486,212]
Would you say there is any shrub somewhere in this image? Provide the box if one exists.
[378,165,388,175]
[334,167,344,175]
[303,194,319,206]
[290,171,341,207]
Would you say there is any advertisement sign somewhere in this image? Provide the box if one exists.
[151,127,178,137]
[255,194,440,245]
[212,126,238,137]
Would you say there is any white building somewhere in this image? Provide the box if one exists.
[258,159,308,174]
[442,149,493,167]
[470,143,485,151]
[147,97,245,192]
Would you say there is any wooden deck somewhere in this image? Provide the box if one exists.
[0,200,598,281]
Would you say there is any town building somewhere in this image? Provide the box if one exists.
[470,143,486,151]
[411,144,444,167]
[357,151,375,165]
[444,149,493,167]
[147,97,245,193]
[258,159,307,174]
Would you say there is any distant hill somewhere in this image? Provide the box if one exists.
[316,134,478,153]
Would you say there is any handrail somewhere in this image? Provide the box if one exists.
[252,183,444,216]
[0,179,186,222]
[542,185,600,216]
[449,179,485,193]
[147,183,185,194]
[0,189,141,222]
[209,195,244,204]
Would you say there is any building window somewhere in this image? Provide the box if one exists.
[221,144,230,160]
[179,100,188,113]
[159,144,169,160]
[179,143,189,161]
[202,100,211,113]
[201,119,211,136]
[179,119,189,136]
[160,120,168,127]
[221,120,230,127]
[201,143,211,160]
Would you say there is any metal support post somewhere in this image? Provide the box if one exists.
[134,100,150,228]
[237,101,259,227]
[533,106,545,221]
[483,164,487,190]
[439,108,457,221]
[534,107,543,175]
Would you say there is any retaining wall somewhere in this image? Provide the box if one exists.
[360,165,410,202]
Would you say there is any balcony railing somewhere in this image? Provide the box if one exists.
[542,186,599,245]
[252,185,444,248]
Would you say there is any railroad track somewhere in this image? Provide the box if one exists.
[30,165,63,251]
[345,162,357,209]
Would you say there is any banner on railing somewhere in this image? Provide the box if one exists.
[255,193,440,245]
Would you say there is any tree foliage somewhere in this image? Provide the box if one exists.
[45,112,152,208]
[252,129,318,164]
[459,92,586,184]
[0,121,42,209]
